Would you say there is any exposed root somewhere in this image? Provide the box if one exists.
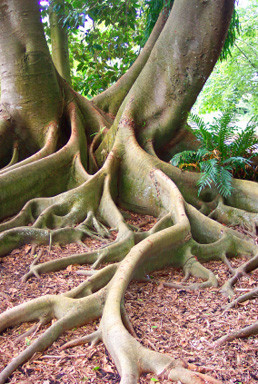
[144,247,218,290]
[225,286,258,310]
[220,252,235,273]
[0,286,106,384]
[160,361,222,384]
[226,178,258,214]
[64,264,118,298]
[213,321,258,347]
[209,199,258,233]
[0,104,90,222]
[0,317,69,384]
[80,210,110,238]
[221,253,258,297]
[0,123,59,176]
[3,1,257,382]
[22,249,44,281]
[121,302,137,338]
[1,107,257,384]
[181,248,218,288]
[89,131,103,173]
[21,234,132,281]
[16,318,48,342]
[1,141,18,169]
[61,329,102,350]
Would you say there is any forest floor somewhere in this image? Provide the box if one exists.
[0,212,257,384]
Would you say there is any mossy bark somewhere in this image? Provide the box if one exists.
[0,0,257,383]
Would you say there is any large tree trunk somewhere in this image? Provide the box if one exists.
[0,0,62,160]
[0,0,257,383]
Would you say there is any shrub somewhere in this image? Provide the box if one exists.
[171,110,258,197]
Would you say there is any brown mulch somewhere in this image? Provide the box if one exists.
[0,214,257,384]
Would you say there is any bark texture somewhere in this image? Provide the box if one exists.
[49,0,71,84]
[0,0,257,383]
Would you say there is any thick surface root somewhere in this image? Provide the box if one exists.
[0,107,257,384]
[209,198,258,233]
[214,321,258,347]
[2,1,257,382]
[0,285,106,384]
[221,253,258,297]
[225,286,258,310]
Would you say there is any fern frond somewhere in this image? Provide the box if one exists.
[170,150,197,167]
[195,148,211,161]
[172,110,257,198]
[189,113,214,150]
[214,165,233,198]
[220,8,240,61]
[222,156,251,168]
[197,159,218,195]
[209,109,235,160]
[230,121,258,157]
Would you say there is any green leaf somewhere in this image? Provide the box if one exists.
[93,366,100,371]
[93,44,102,51]
[151,378,159,382]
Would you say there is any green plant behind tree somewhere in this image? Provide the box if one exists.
[196,0,258,116]
[171,111,258,197]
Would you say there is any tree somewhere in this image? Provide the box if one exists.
[0,1,257,383]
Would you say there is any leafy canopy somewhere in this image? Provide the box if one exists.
[40,0,239,97]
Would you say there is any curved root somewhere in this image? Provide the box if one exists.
[221,253,258,297]
[225,286,258,310]
[0,123,59,176]
[0,122,257,384]
[61,329,102,350]
[209,199,258,233]
[22,234,132,281]
[213,321,258,347]
[0,287,106,384]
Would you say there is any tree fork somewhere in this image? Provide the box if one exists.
[1,0,258,383]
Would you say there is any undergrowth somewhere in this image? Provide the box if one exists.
[171,110,258,197]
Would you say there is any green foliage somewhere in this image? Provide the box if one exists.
[171,110,258,197]
[41,0,145,97]
[196,0,258,116]
[41,0,241,98]
[41,0,174,96]
[220,8,240,61]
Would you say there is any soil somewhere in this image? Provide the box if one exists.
[0,213,257,384]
